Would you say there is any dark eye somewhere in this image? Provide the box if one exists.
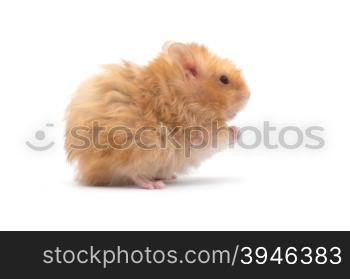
[219,75,229,85]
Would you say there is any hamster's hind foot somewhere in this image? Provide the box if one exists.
[132,175,165,190]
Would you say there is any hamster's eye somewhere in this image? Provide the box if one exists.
[219,75,229,85]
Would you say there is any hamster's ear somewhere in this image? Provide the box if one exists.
[162,41,176,52]
[166,43,198,78]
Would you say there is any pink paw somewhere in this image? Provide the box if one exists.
[144,180,165,189]
[229,126,240,141]
[132,175,165,190]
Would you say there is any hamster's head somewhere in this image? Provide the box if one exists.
[162,42,250,121]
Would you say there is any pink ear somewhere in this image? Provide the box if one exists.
[167,43,198,78]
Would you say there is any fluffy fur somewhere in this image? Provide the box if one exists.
[65,42,250,188]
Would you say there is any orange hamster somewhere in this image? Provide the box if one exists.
[65,42,250,189]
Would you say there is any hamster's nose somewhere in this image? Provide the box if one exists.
[240,89,250,100]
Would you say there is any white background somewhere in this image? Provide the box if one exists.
[0,0,349,230]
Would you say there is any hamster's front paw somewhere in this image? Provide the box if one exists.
[229,126,240,141]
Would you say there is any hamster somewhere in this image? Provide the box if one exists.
[65,42,250,189]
